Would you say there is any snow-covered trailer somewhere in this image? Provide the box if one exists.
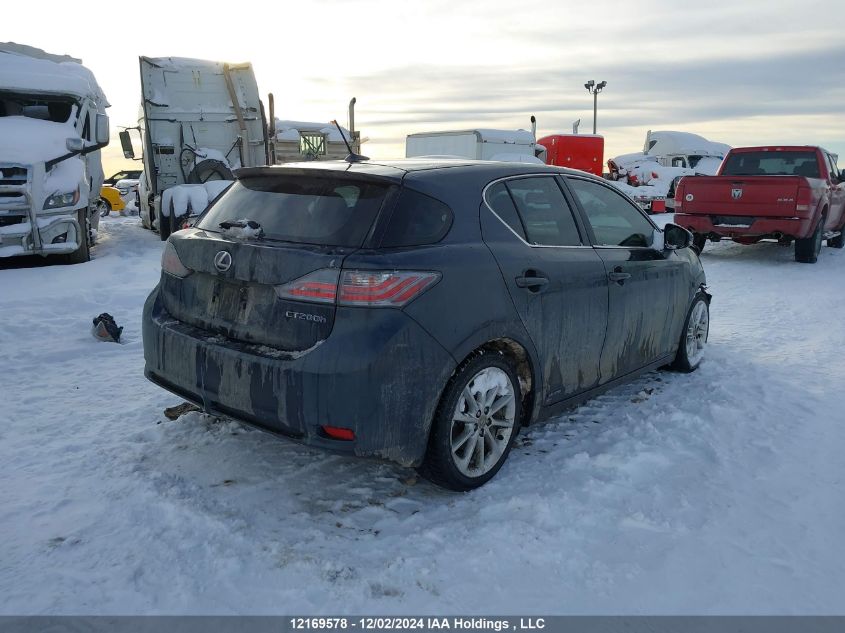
[121,56,268,240]
[0,43,110,263]
[643,130,730,170]
[271,120,356,163]
[269,97,361,164]
[405,128,544,164]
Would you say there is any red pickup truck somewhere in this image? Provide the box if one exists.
[673,146,845,263]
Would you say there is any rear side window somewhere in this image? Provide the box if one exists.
[380,188,453,248]
[198,176,390,247]
[485,181,526,240]
[506,176,582,246]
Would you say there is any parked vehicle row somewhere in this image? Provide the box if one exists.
[142,159,710,490]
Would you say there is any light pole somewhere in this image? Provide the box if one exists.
[584,80,607,134]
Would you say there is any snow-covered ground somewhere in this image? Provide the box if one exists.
[1,215,844,614]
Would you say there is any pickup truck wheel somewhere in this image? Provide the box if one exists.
[97,198,111,218]
[692,233,707,253]
[64,209,91,265]
[672,294,709,373]
[795,218,823,263]
[827,228,845,249]
[419,351,521,491]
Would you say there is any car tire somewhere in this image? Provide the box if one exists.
[64,209,91,265]
[672,294,709,373]
[827,226,845,249]
[692,233,707,254]
[97,197,111,218]
[795,217,824,263]
[419,351,522,491]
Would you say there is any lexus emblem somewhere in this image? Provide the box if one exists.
[731,188,743,200]
[213,250,232,273]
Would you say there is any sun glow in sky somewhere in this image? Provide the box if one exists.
[5,0,843,175]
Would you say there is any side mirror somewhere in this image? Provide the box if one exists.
[95,113,110,145]
[119,130,135,159]
[662,222,693,250]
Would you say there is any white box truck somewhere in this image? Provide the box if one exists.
[0,43,110,263]
[406,123,545,164]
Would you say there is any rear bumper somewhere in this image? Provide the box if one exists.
[674,212,815,240]
[142,287,456,466]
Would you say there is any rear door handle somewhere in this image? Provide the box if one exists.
[515,273,549,289]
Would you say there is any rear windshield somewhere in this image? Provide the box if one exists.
[722,151,820,177]
[198,176,391,247]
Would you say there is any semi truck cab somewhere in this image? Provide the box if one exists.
[0,44,109,263]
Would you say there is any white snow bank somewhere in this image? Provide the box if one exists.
[2,216,845,614]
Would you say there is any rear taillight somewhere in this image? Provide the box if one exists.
[274,269,339,304]
[795,186,812,213]
[339,270,440,307]
[321,425,355,441]
[274,269,440,307]
[161,240,192,278]
[673,183,685,211]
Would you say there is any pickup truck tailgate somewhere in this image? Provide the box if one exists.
[681,176,803,217]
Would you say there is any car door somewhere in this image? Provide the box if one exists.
[563,176,689,381]
[480,175,609,404]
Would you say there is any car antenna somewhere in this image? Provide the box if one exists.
[332,120,369,163]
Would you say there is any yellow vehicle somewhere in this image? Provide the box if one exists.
[98,185,126,217]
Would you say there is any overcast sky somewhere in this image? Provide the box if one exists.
[4,0,843,174]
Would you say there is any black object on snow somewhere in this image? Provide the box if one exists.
[92,313,123,343]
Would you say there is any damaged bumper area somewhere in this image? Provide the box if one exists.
[0,165,84,258]
[0,213,83,257]
[142,287,457,467]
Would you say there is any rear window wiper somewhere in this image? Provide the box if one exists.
[218,218,264,239]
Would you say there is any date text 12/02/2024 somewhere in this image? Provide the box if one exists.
[289,618,546,631]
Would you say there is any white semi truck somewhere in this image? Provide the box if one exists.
[122,57,364,240]
[0,43,110,263]
[121,56,268,240]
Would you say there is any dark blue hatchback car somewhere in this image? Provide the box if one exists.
[143,159,709,490]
